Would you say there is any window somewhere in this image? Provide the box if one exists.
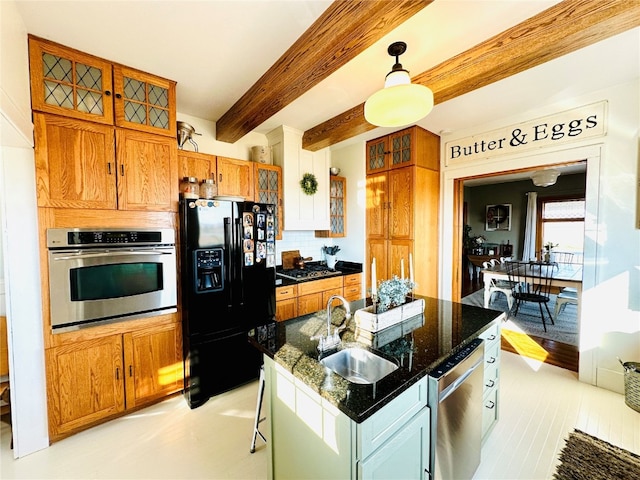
[538,197,585,262]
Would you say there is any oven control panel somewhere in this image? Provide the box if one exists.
[47,228,175,248]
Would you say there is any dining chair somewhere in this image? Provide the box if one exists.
[555,289,578,320]
[505,260,556,331]
[482,261,514,310]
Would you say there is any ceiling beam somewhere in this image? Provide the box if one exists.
[302,0,640,151]
[215,0,432,144]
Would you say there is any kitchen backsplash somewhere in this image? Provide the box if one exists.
[275,231,335,266]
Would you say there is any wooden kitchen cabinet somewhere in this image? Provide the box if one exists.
[316,175,346,238]
[217,156,254,199]
[34,113,178,211]
[29,36,176,138]
[113,65,176,137]
[123,322,183,409]
[297,276,343,316]
[275,284,298,322]
[177,150,216,183]
[365,126,440,298]
[366,126,439,175]
[34,113,117,209]
[46,320,183,441]
[46,335,125,439]
[116,129,178,211]
[254,163,283,240]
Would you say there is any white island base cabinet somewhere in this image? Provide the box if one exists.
[264,357,430,480]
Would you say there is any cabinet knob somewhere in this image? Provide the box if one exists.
[115,93,122,99]
[105,90,111,97]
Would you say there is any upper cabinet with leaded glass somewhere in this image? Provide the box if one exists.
[365,126,440,174]
[29,36,114,125]
[113,66,176,138]
[29,36,176,137]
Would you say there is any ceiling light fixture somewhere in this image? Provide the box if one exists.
[531,169,560,187]
[364,41,434,128]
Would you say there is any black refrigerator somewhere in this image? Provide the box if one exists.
[179,198,276,408]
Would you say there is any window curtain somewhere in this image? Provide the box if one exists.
[522,192,537,261]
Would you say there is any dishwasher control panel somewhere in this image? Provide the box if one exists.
[430,337,484,378]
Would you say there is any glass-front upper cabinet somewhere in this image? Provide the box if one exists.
[29,36,176,138]
[113,66,176,138]
[29,36,114,125]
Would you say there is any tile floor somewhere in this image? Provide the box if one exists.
[1,351,638,479]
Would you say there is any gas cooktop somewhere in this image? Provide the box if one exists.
[276,264,341,281]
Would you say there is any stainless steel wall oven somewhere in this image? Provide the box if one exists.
[47,228,177,332]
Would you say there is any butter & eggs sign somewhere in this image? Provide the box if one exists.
[444,101,607,165]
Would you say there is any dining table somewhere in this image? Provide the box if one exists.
[481,261,583,309]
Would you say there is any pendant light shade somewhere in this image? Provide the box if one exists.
[364,42,434,128]
[531,169,560,187]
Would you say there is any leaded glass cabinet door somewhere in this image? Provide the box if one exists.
[366,136,389,174]
[254,164,283,240]
[389,127,415,169]
[113,65,176,138]
[329,176,346,237]
[29,36,114,125]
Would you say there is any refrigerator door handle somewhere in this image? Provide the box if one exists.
[223,217,233,306]
[234,217,245,307]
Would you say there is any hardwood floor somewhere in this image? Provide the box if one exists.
[462,267,579,372]
[2,352,638,480]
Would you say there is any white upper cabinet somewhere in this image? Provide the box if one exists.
[267,125,329,231]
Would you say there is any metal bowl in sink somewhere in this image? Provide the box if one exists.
[320,348,398,384]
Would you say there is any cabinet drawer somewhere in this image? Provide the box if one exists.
[479,322,499,344]
[358,379,428,459]
[275,298,297,322]
[323,288,344,305]
[297,276,343,296]
[276,285,297,301]
[343,284,362,301]
[482,387,498,440]
[343,273,362,287]
[484,341,500,370]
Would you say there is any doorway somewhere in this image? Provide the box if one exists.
[453,161,586,371]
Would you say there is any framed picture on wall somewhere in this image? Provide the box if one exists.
[486,204,511,231]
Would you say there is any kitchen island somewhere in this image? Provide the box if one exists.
[249,296,503,479]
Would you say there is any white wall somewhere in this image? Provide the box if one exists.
[439,79,640,393]
[0,0,49,458]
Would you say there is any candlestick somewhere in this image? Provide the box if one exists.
[371,257,377,297]
[401,259,405,279]
[409,253,414,283]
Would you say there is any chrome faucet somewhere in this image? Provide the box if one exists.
[315,295,352,352]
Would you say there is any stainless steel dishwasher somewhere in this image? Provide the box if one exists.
[427,337,484,480]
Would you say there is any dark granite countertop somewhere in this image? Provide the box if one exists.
[249,295,503,423]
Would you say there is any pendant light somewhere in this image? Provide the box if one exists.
[364,41,434,128]
[531,169,560,187]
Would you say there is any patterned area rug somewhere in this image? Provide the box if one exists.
[554,429,640,480]
[461,289,579,346]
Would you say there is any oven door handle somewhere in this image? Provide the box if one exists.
[51,250,173,260]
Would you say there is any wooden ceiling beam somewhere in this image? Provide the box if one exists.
[215,0,432,144]
[302,0,640,151]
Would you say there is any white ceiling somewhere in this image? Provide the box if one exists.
[15,0,640,149]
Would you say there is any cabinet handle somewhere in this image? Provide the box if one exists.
[116,367,119,380]
[387,201,392,209]
[485,379,495,388]
[487,334,496,341]
[120,165,125,176]
[105,90,111,97]
[129,365,133,377]
[486,357,496,364]
[107,162,112,175]
[219,173,223,183]
[485,400,496,409]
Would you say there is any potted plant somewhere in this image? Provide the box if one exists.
[322,245,341,269]
[543,242,558,262]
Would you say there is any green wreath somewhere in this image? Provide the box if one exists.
[300,173,318,195]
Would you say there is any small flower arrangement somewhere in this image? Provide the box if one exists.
[376,276,415,312]
[543,241,558,252]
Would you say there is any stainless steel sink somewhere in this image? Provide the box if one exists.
[320,347,398,384]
